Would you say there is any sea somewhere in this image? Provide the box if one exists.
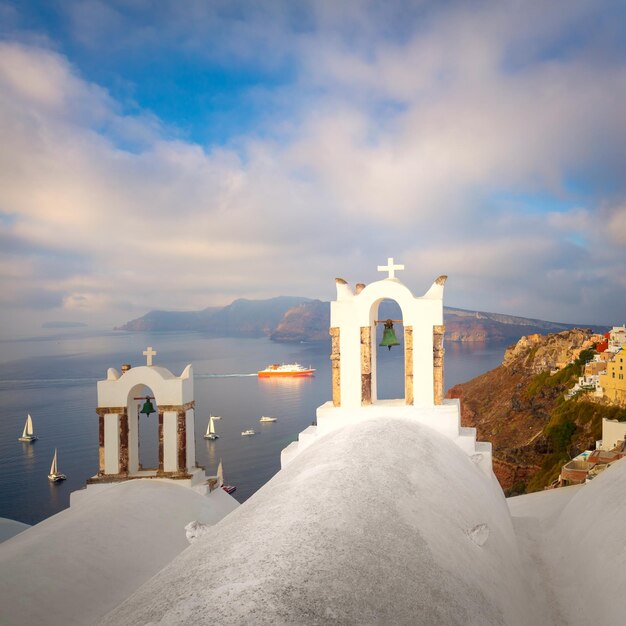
[0,330,508,525]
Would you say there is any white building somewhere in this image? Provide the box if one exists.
[281,259,492,475]
[608,325,626,350]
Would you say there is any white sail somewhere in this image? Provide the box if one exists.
[50,449,58,475]
[217,459,224,488]
[209,416,215,435]
[205,419,212,437]
[26,414,34,436]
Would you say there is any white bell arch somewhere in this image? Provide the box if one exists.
[92,352,195,481]
[281,260,493,476]
[330,265,447,409]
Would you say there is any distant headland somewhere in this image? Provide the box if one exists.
[115,296,607,343]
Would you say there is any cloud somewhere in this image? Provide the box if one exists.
[1,2,626,336]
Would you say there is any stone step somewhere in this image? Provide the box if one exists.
[297,425,318,452]
[280,441,300,468]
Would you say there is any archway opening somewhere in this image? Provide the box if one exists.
[374,299,405,401]
[128,384,159,473]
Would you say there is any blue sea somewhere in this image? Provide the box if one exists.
[0,330,508,525]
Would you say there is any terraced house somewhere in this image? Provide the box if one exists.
[599,347,626,405]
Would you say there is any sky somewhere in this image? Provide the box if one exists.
[1,0,626,338]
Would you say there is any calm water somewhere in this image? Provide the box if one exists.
[0,331,508,525]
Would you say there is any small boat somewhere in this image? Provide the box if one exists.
[259,416,277,423]
[18,414,37,442]
[216,459,236,494]
[48,448,66,483]
[257,363,315,377]
[241,429,256,436]
[204,415,219,440]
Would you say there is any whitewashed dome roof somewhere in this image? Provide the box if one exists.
[103,417,538,625]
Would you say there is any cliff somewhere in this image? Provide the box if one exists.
[448,329,626,494]
[115,297,310,335]
[117,297,595,344]
[270,300,329,342]
[443,307,578,342]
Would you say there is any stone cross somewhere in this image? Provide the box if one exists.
[143,346,157,366]
[377,257,405,279]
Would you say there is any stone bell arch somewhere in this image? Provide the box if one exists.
[329,258,447,409]
[281,259,493,477]
[91,347,196,481]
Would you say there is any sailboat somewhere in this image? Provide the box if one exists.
[204,416,219,440]
[48,448,67,482]
[217,458,236,494]
[18,414,37,442]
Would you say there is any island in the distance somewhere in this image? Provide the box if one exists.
[115,296,605,343]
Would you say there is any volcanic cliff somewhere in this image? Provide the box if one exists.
[447,329,626,494]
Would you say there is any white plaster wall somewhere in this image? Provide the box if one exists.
[600,418,626,451]
[185,409,195,470]
[97,364,193,408]
[413,322,436,406]
[104,414,120,474]
[335,314,361,409]
[331,278,443,408]
[163,411,177,472]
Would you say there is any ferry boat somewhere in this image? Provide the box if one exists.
[257,363,315,377]
[241,429,256,436]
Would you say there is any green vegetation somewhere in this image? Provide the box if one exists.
[546,421,576,452]
[525,348,600,401]
[526,364,578,400]
[526,401,626,493]
[527,452,570,492]
[504,481,527,497]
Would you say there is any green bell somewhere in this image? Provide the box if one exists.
[139,397,155,417]
[379,319,400,351]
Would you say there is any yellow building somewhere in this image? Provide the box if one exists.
[599,348,626,405]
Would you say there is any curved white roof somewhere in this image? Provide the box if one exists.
[102,417,538,625]
[0,480,238,625]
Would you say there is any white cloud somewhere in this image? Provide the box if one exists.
[1,2,626,336]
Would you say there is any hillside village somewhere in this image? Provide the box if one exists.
[449,326,626,495]
[556,326,626,487]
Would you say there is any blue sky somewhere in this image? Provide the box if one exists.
[1,0,626,336]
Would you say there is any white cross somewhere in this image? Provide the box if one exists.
[143,346,157,366]
[377,257,405,279]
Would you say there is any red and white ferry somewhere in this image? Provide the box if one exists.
[257,363,315,377]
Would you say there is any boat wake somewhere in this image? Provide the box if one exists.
[194,373,257,379]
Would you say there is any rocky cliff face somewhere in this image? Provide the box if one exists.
[448,329,624,494]
[116,297,603,344]
[444,307,579,342]
[268,302,590,343]
[270,300,329,342]
[501,329,596,372]
[115,297,310,335]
